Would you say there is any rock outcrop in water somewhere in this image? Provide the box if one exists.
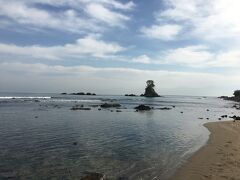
[219,90,240,102]
[69,92,96,96]
[71,105,91,110]
[142,80,160,97]
[100,103,121,108]
[124,94,137,97]
[134,104,152,111]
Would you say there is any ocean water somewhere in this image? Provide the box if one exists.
[0,93,239,180]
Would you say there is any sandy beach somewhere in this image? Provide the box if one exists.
[171,120,240,180]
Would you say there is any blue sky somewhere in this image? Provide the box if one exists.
[1,0,240,95]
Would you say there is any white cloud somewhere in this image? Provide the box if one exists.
[212,50,240,67]
[0,62,239,96]
[154,45,240,68]
[30,0,135,11]
[158,0,240,41]
[0,35,125,59]
[0,0,134,33]
[140,24,182,40]
[132,55,152,64]
[85,3,130,27]
[162,45,214,67]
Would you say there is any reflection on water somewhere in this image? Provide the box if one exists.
[0,93,239,179]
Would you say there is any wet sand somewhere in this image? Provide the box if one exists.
[171,121,240,180]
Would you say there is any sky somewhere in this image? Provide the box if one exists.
[1,0,240,96]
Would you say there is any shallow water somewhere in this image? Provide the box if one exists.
[0,93,239,179]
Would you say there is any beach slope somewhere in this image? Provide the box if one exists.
[171,121,240,180]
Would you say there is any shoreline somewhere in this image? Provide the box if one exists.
[170,120,240,180]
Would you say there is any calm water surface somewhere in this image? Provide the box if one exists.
[0,93,239,179]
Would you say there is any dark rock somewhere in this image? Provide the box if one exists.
[232,104,240,109]
[142,80,160,97]
[221,115,228,118]
[206,109,210,111]
[230,115,240,120]
[71,106,91,110]
[198,118,203,119]
[218,90,240,102]
[125,94,136,97]
[73,142,77,145]
[218,96,228,99]
[172,105,176,108]
[206,118,209,120]
[134,104,151,111]
[100,103,121,108]
[80,172,106,180]
[180,111,183,113]
[116,110,122,112]
[71,92,96,96]
[34,100,40,102]
[98,108,101,111]
[61,93,67,95]
[77,92,85,95]
[158,107,172,110]
[35,116,38,118]
[218,118,221,120]
[116,176,129,180]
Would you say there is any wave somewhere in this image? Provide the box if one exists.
[50,99,102,103]
[0,97,52,99]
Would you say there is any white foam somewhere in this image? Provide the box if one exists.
[51,99,101,103]
[0,97,52,99]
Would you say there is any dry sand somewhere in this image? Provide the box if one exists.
[171,121,240,180]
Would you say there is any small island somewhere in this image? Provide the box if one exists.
[141,80,160,97]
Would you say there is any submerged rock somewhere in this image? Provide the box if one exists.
[116,176,129,180]
[100,103,121,108]
[73,142,77,145]
[71,105,91,111]
[134,104,151,111]
[80,172,106,180]
[89,105,99,107]
[158,107,172,110]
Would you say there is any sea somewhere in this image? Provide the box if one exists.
[0,92,239,180]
